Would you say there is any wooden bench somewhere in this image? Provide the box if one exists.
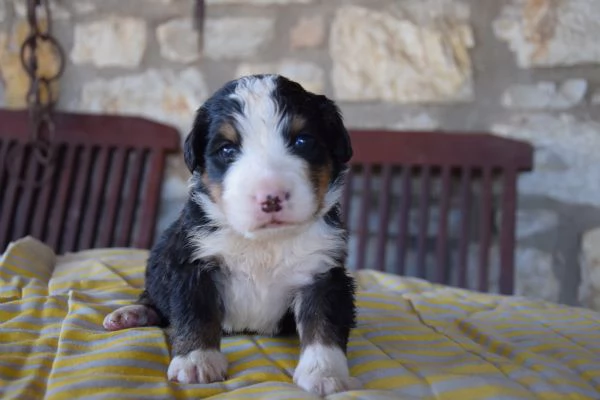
[1,115,533,295]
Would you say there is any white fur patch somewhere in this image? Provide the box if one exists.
[167,349,228,384]
[189,217,345,335]
[293,343,361,396]
[103,305,158,331]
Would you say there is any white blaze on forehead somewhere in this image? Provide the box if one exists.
[228,75,286,151]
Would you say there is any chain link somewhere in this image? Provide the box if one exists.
[6,0,65,188]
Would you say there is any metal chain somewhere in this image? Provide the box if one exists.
[6,0,65,188]
[194,0,204,51]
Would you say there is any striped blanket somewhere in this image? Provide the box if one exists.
[1,236,600,400]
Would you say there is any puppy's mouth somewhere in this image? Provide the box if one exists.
[259,219,295,230]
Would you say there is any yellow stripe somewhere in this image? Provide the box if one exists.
[47,385,224,400]
[350,359,405,376]
[0,260,50,281]
[228,359,287,375]
[0,385,42,399]
[430,385,533,400]
[362,374,424,389]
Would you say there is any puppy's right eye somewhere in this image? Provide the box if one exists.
[218,144,239,164]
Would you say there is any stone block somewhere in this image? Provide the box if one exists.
[0,21,60,109]
[205,17,275,60]
[579,227,600,310]
[492,114,600,207]
[71,17,147,68]
[494,0,600,68]
[235,60,324,94]
[390,112,440,130]
[78,68,208,137]
[207,0,313,4]
[157,18,199,63]
[501,80,587,110]
[12,0,70,19]
[290,16,324,49]
[73,2,96,15]
[0,1,6,22]
[513,247,559,302]
[470,246,558,302]
[330,4,474,103]
[515,209,559,239]
[592,90,600,105]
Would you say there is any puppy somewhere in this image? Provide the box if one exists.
[103,74,360,396]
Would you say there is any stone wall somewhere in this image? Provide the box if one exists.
[2,0,600,308]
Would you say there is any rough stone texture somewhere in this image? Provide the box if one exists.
[0,1,6,22]
[390,112,440,130]
[290,15,325,49]
[205,17,275,60]
[72,2,96,14]
[157,18,199,63]
[155,173,190,240]
[532,147,569,172]
[12,0,71,19]
[71,17,147,68]
[0,21,60,108]
[494,0,600,68]
[515,209,559,240]
[330,4,474,103]
[236,60,324,93]
[207,0,313,4]
[514,247,559,302]
[78,68,208,137]
[579,227,600,311]
[466,246,558,302]
[501,79,587,110]
[592,90,600,105]
[492,114,600,207]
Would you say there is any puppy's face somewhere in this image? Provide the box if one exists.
[185,75,352,237]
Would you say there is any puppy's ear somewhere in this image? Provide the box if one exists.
[184,106,209,173]
[318,95,353,164]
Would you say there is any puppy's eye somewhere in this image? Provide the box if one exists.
[218,144,239,163]
[292,134,316,151]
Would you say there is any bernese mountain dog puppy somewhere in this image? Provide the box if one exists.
[103,74,360,396]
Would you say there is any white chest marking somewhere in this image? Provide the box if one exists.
[190,220,344,334]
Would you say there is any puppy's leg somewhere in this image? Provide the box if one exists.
[293,267,361,396]
[167,265,227,384]
[103,290,164,331]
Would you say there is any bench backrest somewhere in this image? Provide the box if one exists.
[341,130,534,295]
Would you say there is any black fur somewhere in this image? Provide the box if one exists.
[295,267,357,353]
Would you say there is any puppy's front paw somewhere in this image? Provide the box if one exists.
[103,305,160,331]
[293,344,362,396]
[167,349,228,384]
[294,373,362,396]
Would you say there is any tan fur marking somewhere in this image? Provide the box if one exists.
[202,172,223,205]
[290,115,307,136]
[312,162,333,212]
[219,122,239,143]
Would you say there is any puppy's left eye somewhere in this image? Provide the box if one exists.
[292,134,316,151]
[218,144,239,163]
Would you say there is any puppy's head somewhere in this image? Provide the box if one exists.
[184,74,352,238]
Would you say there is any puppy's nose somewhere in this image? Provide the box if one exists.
[256,191,290,213]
